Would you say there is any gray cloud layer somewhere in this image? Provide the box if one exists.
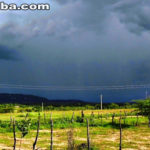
[0,45,18,60]
[114,0,150,34]
[0,0,150,88]
[1,0,150,41]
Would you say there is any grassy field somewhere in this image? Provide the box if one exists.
[0,109,149,150]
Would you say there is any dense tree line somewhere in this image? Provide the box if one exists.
[0,102,137,113]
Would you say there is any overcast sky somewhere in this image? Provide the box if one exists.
[0,0,150,102]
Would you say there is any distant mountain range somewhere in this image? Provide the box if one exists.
[0,93,90,106]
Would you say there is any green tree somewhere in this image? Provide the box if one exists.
[135,99,150,127]
[17,114,31,149]
[109,103,119,109]
[124,102,132,108]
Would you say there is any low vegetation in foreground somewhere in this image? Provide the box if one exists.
[0,100,149,150]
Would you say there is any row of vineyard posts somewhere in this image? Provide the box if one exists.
[11,110,149,150]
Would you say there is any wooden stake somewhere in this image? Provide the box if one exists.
[13,119,16,150]
[50,119,53,150]
[119,116,122,150]
[33,113,40,150]
[136,113,139,126]
[87,119,90,150]
[81,110,84,123]
[112,113,115,125]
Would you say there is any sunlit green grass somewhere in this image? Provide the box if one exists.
[0,109,149,149]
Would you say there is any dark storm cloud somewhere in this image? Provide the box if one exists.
[114,0,150,34]
[0,0,150,102]
[1,0,149,41]
[55,0,150,34]
[0,0,149,44]
[0,45,18,60]
[0,0,118,40]
[55,0,118,32]
[0,0,150,87]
